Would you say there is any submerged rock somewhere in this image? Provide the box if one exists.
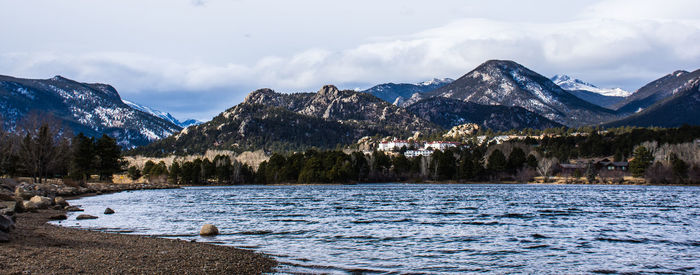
[199,224,219,236]
[104,208,115,215]
[76,214,98,220]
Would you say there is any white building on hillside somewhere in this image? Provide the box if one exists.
[378,140,412,151]
[423,141,459,151]
[404,149,433,158]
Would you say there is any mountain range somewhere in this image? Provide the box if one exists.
[1,60,697,153]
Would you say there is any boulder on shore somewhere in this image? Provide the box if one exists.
[65,206,84,212]
[0,214,14,233]
[29,196,52,209]
[104,208,115,215]
[22,201,38,212]
[199,224,219,236]
[76,214,98,220]
[54,197,68,206]
[0,201,18,216]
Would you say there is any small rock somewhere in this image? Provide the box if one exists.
[0,201,17,216]
[199,224,219,236]
[104,208,115,214]
[54,196,68,206]
[0,231,9,242]
[0,214,14,232]
[14,184,34,200]
[29,195,52,209]
[65,206,84,212]
[0,189,15,201]
[49,214,68,220]
[76,214,98,220]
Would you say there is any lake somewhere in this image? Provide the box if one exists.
[53,184,700,274]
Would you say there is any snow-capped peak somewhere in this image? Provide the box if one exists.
[551,74,631,97]
[123,100,202,128]
[418,78,454,86]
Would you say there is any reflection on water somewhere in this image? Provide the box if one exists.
[53,184,700,274]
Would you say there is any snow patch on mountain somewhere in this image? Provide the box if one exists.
[123,100,202,128]
[552,74,631,97]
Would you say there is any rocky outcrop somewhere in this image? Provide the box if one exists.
[104,208,115,215]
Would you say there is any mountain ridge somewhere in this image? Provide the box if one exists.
[422,60,619,127]
[0,74,182,148]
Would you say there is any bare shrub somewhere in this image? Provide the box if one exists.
[645,162,673,184]
[515,167,537,183]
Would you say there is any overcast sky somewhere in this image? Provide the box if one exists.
[1,0,699,121]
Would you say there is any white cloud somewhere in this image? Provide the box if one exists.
[1,0,699,120]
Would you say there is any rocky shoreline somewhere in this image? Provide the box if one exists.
[0,179,277,274]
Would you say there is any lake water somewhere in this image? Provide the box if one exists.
[53,184,700,274]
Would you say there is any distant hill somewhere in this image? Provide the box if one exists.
[613,69,700,114]
[0,75,181,148]
[361,78,453,106]
[131,85,442,155]
[418,60,618,127]
[406,97,562,131]
[605,75,700,128]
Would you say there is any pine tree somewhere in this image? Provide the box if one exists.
[487,149,507,173]
[506,147,527,172]
[629,146,653,177]
[70,133,95,181]
[94,134,123,181]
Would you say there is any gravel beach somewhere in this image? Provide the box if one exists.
[0,209,277,274]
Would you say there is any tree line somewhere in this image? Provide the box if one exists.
[0,115,124,183]
[128,155,255,185]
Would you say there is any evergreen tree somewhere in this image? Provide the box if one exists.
[298,157,324,183]
[487,149,507,173]
[629,146,653,177]
[169,162,181,184]
[70,133,95,181]
[526,154,538,168]
[127,165,141,180]
[143,160,156,177]
[506,147,527,172]
[94,134,123,181]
